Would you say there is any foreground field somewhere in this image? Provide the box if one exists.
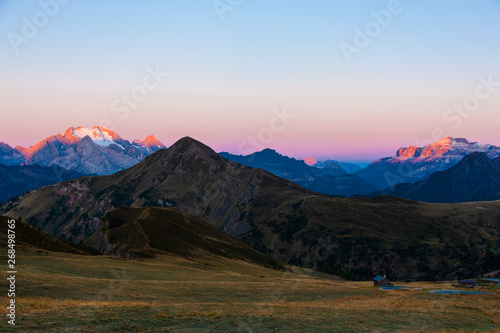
[1,248,499,332]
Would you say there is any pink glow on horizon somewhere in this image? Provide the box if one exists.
[4,122,500,164]
[3,127,398,163]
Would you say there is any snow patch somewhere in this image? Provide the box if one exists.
[70,127,125,149]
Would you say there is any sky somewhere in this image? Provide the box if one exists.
[1,0,499,162]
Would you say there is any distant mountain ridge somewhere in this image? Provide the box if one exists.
[318,160,362,174]
[0,163,85,202]
[371,152,500,203]
[303,157,362,174]
[221,148,345,178]
[355,137,500,189]
[0,126,166,175]
[220,149,377,196]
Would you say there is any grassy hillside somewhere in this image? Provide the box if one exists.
[0,247,498,332]
[239,194,500,281]
[85,206,282,269]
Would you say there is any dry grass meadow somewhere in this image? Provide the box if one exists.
[1,247,499,332]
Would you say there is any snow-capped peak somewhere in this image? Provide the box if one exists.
[66,126,125,149]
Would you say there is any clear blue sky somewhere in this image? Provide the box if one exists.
[1,0,499,162]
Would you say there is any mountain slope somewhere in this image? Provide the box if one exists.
[356,137,500,189]
[220,149,377,196]
[0,216,99,255]
[371,153,500,203]
[0,142,24,166]
[0,163,85,202]
[85,206,280,269]
[294,174,378,196]
[2,137,500,280]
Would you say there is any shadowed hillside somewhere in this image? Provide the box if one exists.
[0,216,99,255]
[85,206,282,269]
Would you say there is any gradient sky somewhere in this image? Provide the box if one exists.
[1,1,499,162]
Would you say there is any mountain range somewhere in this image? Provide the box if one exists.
[0,126,166,175]
[303,157,362,173]
[355,137,500,189]
[3,130,500,200]
[220,149,377,196]
[2,137,499,280]
[372,152,500,203]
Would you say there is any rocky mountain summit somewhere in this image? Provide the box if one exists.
[355,137,500,189]
[0,126,166,175]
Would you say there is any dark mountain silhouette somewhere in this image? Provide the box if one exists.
[220,148,345,177]
[220,149,377,196]
[0,163,85,202]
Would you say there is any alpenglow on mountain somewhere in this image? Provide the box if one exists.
[0,126,166,175]
[371,152,500,203]
[355,137,500,189]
